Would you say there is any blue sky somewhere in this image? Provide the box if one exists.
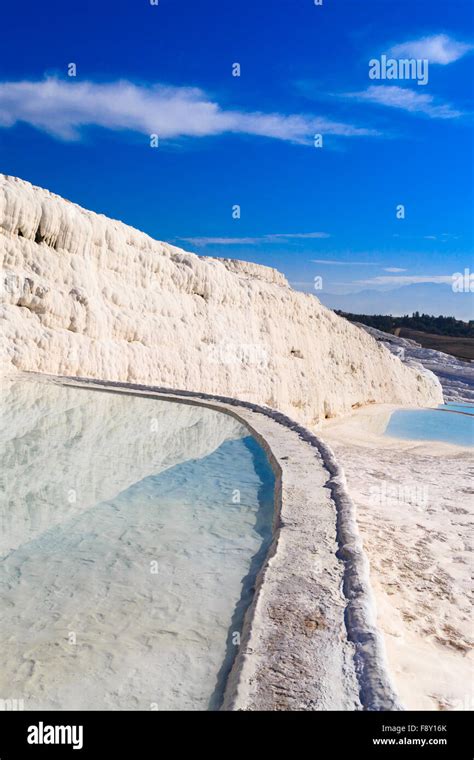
[1,0,473,317]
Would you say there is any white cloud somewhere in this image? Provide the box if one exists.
[394,233,460,241]
[423,233,460,241]
[389,34,473,65]
[182,232,330,246]
[311,259,377,265]
[355,275,453,286]
[346,85,463,119]
[267,232,331,240]
[0,77,379,144]
[183,237,262,246]
[383,267,407,272]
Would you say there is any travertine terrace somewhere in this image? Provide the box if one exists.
[0,175,442,423]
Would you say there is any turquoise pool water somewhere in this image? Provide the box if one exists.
[385,407,474,447]
[439,402,474,416]
[0,377,275,710]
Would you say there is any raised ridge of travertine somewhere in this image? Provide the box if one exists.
[0,174,442,423]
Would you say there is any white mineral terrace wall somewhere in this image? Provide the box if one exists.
[0,175,442,422]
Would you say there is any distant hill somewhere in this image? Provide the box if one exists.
[396,329,474,362]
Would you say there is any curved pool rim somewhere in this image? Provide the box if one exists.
[17,371,403,712]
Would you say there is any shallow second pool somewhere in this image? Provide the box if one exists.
[384,405,474,447]
[440,402,474,416]
[0,377,275,710]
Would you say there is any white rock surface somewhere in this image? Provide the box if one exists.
[356,323,474,404]
[0,175,442,422]
[323,405,473,711]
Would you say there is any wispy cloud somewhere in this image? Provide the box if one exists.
[268,232,331,240]
[355,275,453,286]
[345,85,464,119]
[423,233,460,241]
[389,34,473,65]
[310,258,377,266]
[0,77,379,144]
[182,237,263,246]
[383,267,407,273]
[182,232,330,246]
[393,232,461,241]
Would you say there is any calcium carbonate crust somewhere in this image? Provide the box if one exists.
[0,174,443,423]
[51,374,403,711]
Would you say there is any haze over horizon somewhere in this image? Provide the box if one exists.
[1,0,472,320]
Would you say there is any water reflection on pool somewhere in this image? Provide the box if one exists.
[0,377,275,710]
[385,405,474,447]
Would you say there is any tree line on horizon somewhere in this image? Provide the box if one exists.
[336,311,474,338]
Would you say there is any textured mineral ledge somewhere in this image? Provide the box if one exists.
[1,174,442,423]
[39,373,403,712]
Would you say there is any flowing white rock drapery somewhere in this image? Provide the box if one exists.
[0,175,442,423]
